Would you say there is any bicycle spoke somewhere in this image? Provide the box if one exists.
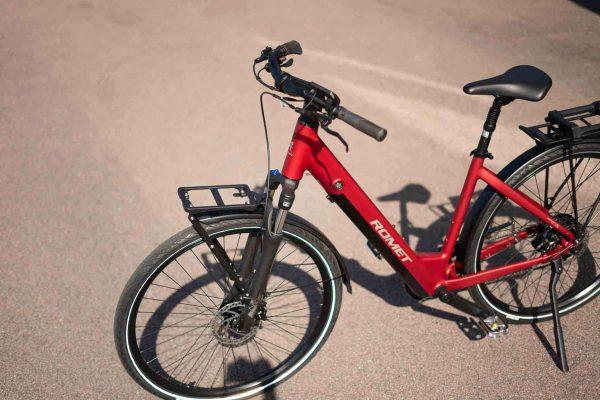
[269,256,315,293]
[518,269,535,306]
[269,255,311,292]
[193,341,221,385]
[208,242,234,293]
[266,318,308,331]
[229,347,242,387]
[175,259,219,308]
[129,226,334,393]
[254,336,292,356]
[521,182,544,205]
[160,270,218,314]
[179,338,219,384]
[268,276,341,298]
[151,333,216,364]
[138,312,213,339]
[263,320,304,342]
[209,346,232,388]
[149,282,218,315]
[548,158,583,210]
[529,267,550,305]
[232,233,242,265]
[142,296,220,309]
[245,342,257,377]
[553,161,600,212]
[159,337,215,373]
[252,337,280,365]
[169,322,213,380]
[267,298,307,311]
[190,248,229,294]
[269,305,311,318]
[480,153,600,315]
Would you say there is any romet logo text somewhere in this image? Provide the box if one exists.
[369,219,413,263]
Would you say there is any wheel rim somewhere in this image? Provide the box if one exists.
[125,227,337,399]
[475,149,600,320]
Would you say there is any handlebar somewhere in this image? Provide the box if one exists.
[275,40,303,57]
[258,40,387,143]
[334,106,387,142]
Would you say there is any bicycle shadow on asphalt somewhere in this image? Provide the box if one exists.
[251,182,488,340]
[342,255,485,341]
[348,182,597,353]
[342,183,536,341]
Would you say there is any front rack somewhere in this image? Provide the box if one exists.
[519,100,600,147]
[177,184,261,215]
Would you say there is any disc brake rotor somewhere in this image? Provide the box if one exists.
[211,301,257,347]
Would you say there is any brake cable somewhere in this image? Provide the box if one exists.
[321,120,349,152]
[254,62,276,91]
[265,89,350,152]
[256,58,350,170]
[258,91,303,206]
[304,89,349,151]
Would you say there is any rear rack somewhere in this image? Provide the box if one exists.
[519,100,600,147]
[177,184,261,215]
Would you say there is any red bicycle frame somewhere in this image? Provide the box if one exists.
[281,121,575,298]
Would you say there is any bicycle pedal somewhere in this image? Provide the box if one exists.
[478,315,508,338]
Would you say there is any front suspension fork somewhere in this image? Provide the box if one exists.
[239,174,299,329]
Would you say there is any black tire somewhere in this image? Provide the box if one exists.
[465,142,600,324]
[114,217,343,399]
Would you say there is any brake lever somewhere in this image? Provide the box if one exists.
[321,120,349,152]
[280,58,293,68]
[254,46,273,63]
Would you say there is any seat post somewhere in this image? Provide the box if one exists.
[473,96,514,159]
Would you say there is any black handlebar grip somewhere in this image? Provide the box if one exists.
[335,106,387,142]
[277,40,303,57]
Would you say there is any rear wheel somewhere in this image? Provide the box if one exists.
[465,142,600,323]
[114,218,343,399]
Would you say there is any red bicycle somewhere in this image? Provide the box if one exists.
[115,41,600,399]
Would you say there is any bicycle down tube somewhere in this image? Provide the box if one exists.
[281,120,575,297]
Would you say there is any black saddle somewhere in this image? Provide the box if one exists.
[463,65,552,102]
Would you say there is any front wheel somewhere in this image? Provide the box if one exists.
[114,217,343,399]
[465,142,600,323]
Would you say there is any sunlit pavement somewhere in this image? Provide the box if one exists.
[1,1,599,399]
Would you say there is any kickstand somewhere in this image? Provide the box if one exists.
[550,257,569,372]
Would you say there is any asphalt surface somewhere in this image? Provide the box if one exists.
[1,1,599,399]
